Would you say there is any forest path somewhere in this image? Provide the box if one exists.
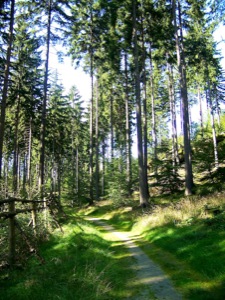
[86,217,182,300]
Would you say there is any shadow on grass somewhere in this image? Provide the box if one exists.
[140,221,225,300]
[0,219,136,300]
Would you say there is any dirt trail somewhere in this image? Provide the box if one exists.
[87,217,182,300]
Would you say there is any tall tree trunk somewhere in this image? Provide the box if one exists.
[132,0,149,206]
[198,86,204,137]
[89,51,94,204]
[110,91,114,164]
[95,79,99,200]
[207,82,219,169]
[39,0,52,197]
[167,59,179,167]
[76,148,79,197]
[140,14,149,197]
[9,91,20,267]
[101,143,106,196]
[57,158,61,205]
[149,43,158,175]
[88,0,94,204]
[124,53,132,195]
[173,0,193,195]
[0,0,15,177]
[27,118,32,191]
[13,95,20,195]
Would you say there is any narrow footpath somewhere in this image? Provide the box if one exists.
[87,217,182,300]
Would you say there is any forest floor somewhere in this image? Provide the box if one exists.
[86,216,182,300]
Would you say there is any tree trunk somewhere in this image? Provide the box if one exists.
[207,82,219,169]
[149,43,158,176]
[124,53,132,195]
[110,91,114,164]
[141,17,149,197]
[167,59,179,167]
[39,0,52,197]
[132,0,149,206]
[76,148,79,197]
[95,79,99,200]
[173,0,193,195]
[101,143,105,196]
[0,0,15,177]
[89,2,94,204]
[89,53,94,204]
[198,86,204,137]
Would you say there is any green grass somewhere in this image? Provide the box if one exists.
[0,212,138,300]
[83,193,225,300]
[2,192,225,300]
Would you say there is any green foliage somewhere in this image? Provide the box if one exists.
[150,141,183,194]
[106,169,131,207]
[152,160,183,194]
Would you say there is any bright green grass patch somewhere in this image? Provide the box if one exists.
[139,223,225,299]
[0,216,136,300]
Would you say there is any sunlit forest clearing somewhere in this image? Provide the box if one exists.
[1,0,225,299]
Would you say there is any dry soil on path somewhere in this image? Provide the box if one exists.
[86,217,182,300]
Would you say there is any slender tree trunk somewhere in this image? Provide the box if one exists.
[198,86,204,137]
[95,79,99,200]
[141,16,149,197]
[26,118,36,232]
[76,148,79,197]
[167,59,179,168]
[9,91,20,267]
[132,0,149,206]
[13,95,20,195]
[89,55,94,204]
[207,82,219,169]
[110,91,114,164]
[0,0,15,177]
[89,1,94,204]
[124,53,132,195]
[173,0,193,195]
[39,0,52,197]
[57,158,61,205]
[101,143,105,196]
[149,43,158,175]
[27,118,32,189]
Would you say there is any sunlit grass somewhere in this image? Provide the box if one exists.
[87,192,225,300]
[0,215,137,300]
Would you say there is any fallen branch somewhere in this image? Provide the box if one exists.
[0,198,46,205]
[0,207,47,219]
